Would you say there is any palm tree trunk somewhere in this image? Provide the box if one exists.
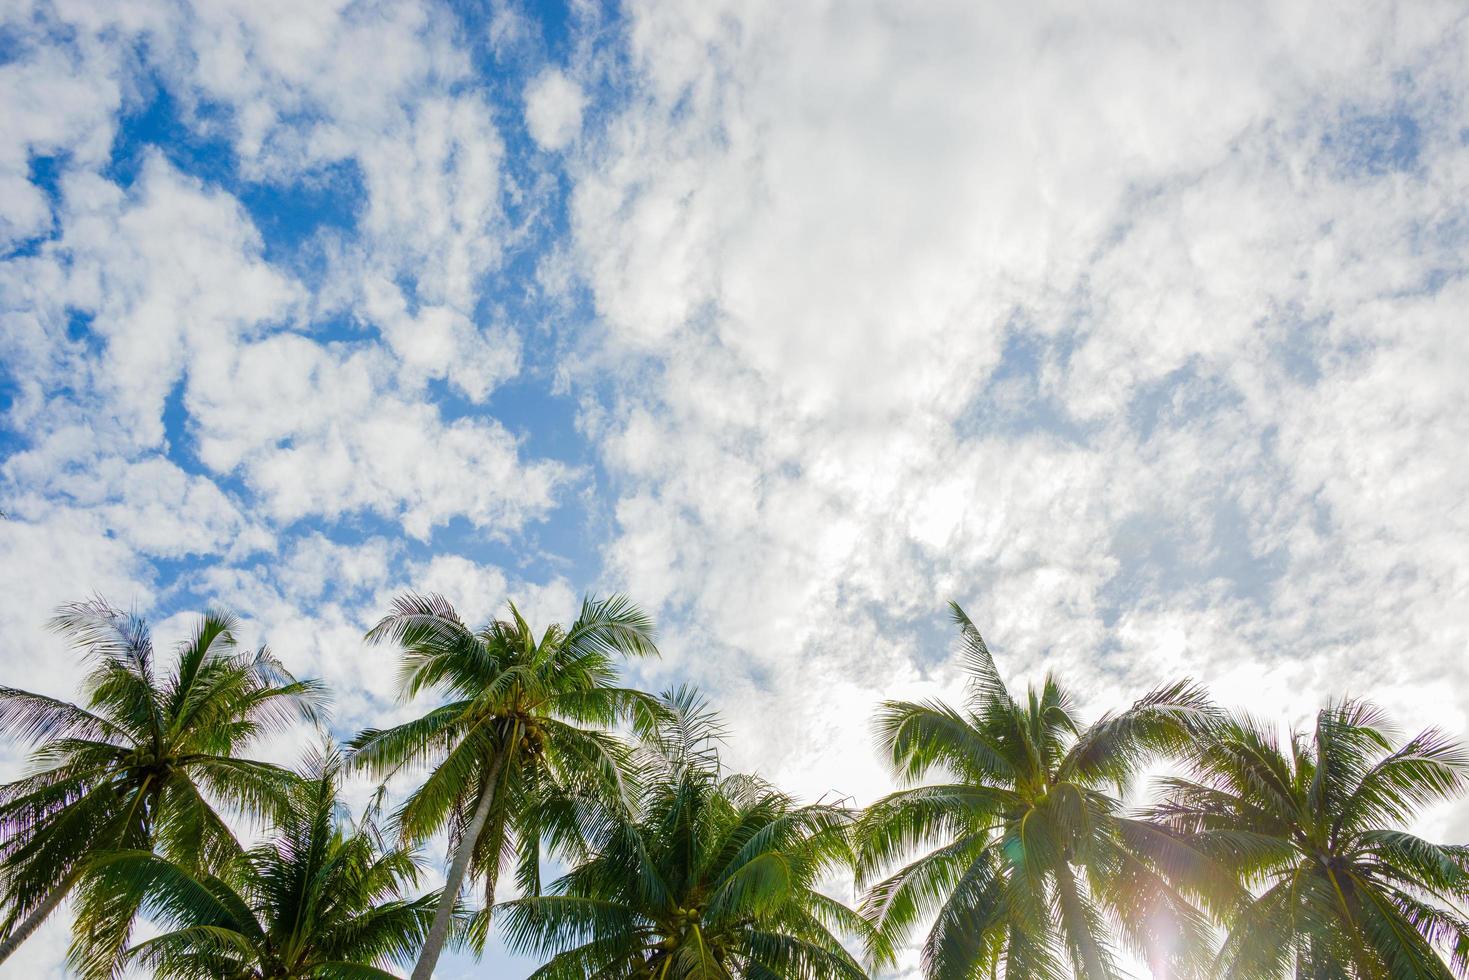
[0,863,85,965]
[411,749,507,980]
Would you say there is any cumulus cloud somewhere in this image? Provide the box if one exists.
[569,0,1469,809]
[2,148,560,537]
[362,275,519,401]
[0,36,119,246]
[22,0,524,378]
[524,68,587,152]
[185,331,563,537]
[4,443,267,559]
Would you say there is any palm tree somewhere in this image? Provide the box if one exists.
[347,592,661,980]
[853,602,1215,979]
[1142,701,1469,978]
[0,599,325,973]
[497,686,873,979]
[89,747,461,979]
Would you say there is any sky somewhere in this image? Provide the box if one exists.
[1,0,1468,976]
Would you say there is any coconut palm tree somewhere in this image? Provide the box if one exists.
[347,593,661,980]
[89,747,461,979]
[853,602,1215,979]
[497,686,873,979]
[1143,701,1469,978]
[0,599,325,973]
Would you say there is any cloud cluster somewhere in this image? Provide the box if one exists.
[0,0,567,797]
[569,0,1469,812]
[524,69,587,152]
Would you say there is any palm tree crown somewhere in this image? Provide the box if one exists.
[1145,701,1469,978]
[93,747,457,980]
[855,602,1214,979]
[498,686,872,979]
[347,592,661,980]
[0,599,325,974]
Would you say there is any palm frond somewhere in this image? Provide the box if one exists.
[947,602,1009,709]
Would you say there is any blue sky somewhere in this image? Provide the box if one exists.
[3,1,1469,977]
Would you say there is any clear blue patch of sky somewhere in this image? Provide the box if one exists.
[105,67,365,275]
[1268,309,1331,385]
[1125,359,1244,443]
[63,309,99,348]
[159,377,203,474]
[237,160,364,267]
[448,0,578,77]
[1095,493,1289,630]
[0,387,17,449]
[0,25,27,65]
[955,321,1100,446]
[158,374,255,506]
[104,76,238,189]
[1323,106,1422,177]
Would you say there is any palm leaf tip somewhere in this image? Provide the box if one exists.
[567,594,659,660]
[946,601,1010,706]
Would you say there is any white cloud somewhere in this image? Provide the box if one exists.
[0,146,560,540]
[184,329,563,537]
[524,69,586,152]
[15,154,304,449]
[3,442,268,560]
[0,512,156,702]
[12,0,525,386]
[0,19,123,246]
[344,93,510,311]
[362,276,519,401]
[274,532,396,602]
[153,0,471,176]
[146,0,517,314]
[568,0,1469,825]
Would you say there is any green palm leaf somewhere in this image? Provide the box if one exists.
[1151,700,1469,978]
[0,599,325,974]
[858,602,1212,979]
[347,591,659,980]
[105,749,461,979]
[497,689,867,979]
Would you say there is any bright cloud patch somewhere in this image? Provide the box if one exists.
[523,68,587,151]
[570,0,1469,804]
